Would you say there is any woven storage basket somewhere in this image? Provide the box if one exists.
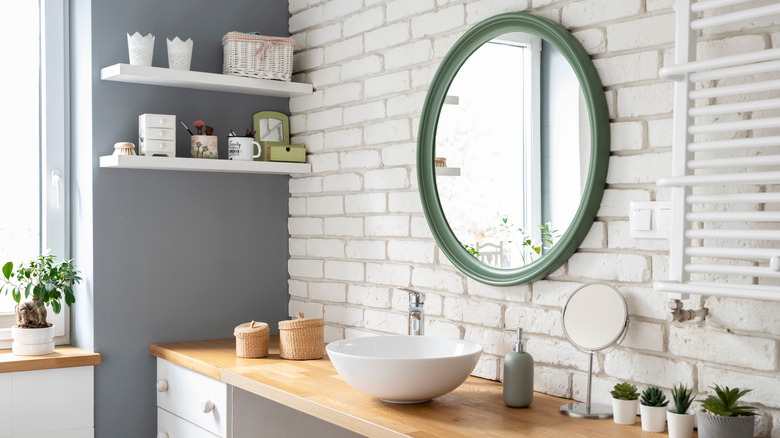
[234,321,269,358]
[278,312,324,360]
[222,31,295,82]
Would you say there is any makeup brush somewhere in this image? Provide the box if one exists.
[179,120,194,135]
[193,120,205,135]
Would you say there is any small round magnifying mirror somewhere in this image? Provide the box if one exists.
[560,282,629,419]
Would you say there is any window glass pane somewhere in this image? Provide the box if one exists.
[0,2,40,315]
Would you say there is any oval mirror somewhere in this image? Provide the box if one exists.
[417,13,609,286]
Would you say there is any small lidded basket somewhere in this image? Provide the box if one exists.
[278,312,324,360]
[234,321,269,358]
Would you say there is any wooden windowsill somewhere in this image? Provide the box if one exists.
[0,345,101,373]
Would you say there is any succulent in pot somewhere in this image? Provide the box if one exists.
[610,382,639,425]
[1,254,81,355]
[697,385,756,438]
[667,383,696,438]
[639,386,668,432]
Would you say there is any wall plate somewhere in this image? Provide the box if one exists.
[629,201,671,239]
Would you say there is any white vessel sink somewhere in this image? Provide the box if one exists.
[326,335,483,403]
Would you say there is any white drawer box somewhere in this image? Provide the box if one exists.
[145,128,175,140]
[157,408,219,438]
[156,359,228,438]
[140,140,175,156]
[140,114,176,129]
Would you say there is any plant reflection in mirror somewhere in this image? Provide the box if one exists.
[463,218,561,267]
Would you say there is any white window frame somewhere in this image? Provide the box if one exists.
[0,0,70,346]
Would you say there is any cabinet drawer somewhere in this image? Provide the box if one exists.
[141,140,175,155]
[156,359,227,438]
[157,408,220,438]
[140,114,176,129]
[144,128,175,141]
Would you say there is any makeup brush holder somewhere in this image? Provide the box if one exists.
[191,135,218,159]
[167,37,193,70]
[127,32,155,66]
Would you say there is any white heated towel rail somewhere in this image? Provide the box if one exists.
[656,0,780,301]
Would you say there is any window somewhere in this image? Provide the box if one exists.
[0,0,69,345]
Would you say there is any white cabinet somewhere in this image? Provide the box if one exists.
[0,373,11,438]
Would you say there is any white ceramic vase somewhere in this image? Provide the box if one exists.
[640,404,667,432]
[12,325,55,356]
[612,398,639,425]
[667,410,695,438]
[167,37,193,70]
[127,32,155,66]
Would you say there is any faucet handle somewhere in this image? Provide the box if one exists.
[400,288,425,306]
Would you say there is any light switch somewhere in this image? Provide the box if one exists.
[629,201,672,239]
[632,209,652,231]
[657,208,672,232]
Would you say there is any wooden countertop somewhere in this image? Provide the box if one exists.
[151,337,693,438]
[0,345,100,373]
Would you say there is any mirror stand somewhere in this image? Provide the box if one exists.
[559,352,612,419]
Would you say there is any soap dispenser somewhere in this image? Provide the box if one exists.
[504,327,533,408]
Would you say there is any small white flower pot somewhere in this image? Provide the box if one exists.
[667,410,695,438]
[167,37,193,70]
[640,404,667,432]
[12,325,55,356]
[612,398,639,425]
[127,32,155,66]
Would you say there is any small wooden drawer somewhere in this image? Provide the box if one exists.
[140,114,176,129]
[156,359,228,438]
[158,407,220,438]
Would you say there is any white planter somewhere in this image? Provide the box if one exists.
[667,410,695,438]
[12,325,55,356]
[640,404,667,432]
[612,398,639,425]
[127,32,155,66]
[166,37,193,70]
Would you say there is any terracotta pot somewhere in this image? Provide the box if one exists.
[612,398,639,425]
[12,325,55,356]
[697,409,755,438]
[667,410,695,438]
[640,404,667,432]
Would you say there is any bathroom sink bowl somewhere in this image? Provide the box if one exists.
[326,335,482,403]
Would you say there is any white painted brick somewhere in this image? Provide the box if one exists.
[704,296,780,336]
[622,285,699,321]
[324,128,362,149]
[648,118,673,149]
[324,305,363,326]
[365,71,411,99]
[306,238,345,258]
[289,6,323,33]
[289,197,306,216]
[289,300,324,319]
[473,356,500,381]
[289,238,306,257]
[289,259,324,279]
[617,82,674,117]
[410,216,433,239]
[323,173,362,192]
[324,260,365,282]
[607,14,675,52]
[572,28,606,54]
[365,215,409,237]
[341,150,382,169]
[562,0,642,28]
[388,191,423,213]
[647,0,674,12]
[426,318,462,339]
[322,0,362,22]
[323,82,362,106]
[621,320,665,352]
[386,0,435,22]
[598,189,652,217]
[307,24,342,48]
[411,6,465,38]
[324,325,344,343]
[345,192,387,214]
[433,32,463,59]
[365,119,411,145]
[568,253,650,282]
[288,0,310,14]
[309,152,339,173]
[505,305,563,337]
[288,279,307,298]
[387,240,436,264]
[364,309,407,334]
[290,90,324,113]
[385,40,433,70]
[669,325,777,370]
[307,108,343,131]
[344,101,386,125]
[698,34,766,63]
[467,278,530,303]
[341,56,383,81]
[464,326,512,356]
[604,89,616,120]
[306,195,344,215]
[289,176,322,194]
[606,152,672,184]
[324,37,363,64]
[411,65,437,89]
[381,143,416,166]
[364,168,409,190]
[610,121,645,151]
[366,262,412,286]
[532,365,570,398]
[345,240,386,260]
[604,349,694,388]
[571,373,614,406]
[310,282,347,302]
[387,92,427,117]
[344,7,384,38]
[365,22,411,52]
[608,221,669,251]
[308,66,341,88]
[348,284,391,308]
[324,217,364,237]
[466,0,530,25]
[532,280,581,308]
[698,366,780,409]
[579,222,606,249]
[290,114,306,135]
[411,267,465,293]
[291,133,324,153]
[289,217,323,236]
[526,336,596,372]
[652,253,669,282]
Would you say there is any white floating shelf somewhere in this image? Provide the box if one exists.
[99,155,311,175]
[100,63,313,97]
[435,167,461,176]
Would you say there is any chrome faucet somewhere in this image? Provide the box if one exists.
[401,288,425,336]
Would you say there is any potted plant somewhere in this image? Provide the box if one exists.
[640,386,668,432]
[668,383,696,438]
[0,254,81,355]
[611,382,640,425]
[697,385,756,438]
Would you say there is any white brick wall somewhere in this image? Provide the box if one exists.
[287,0,780,431]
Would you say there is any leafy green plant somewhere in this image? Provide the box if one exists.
[499,217,562,265]
[0,254,82,328]
[611,382,639,400]
[462,243,479,256]
[700,385,756,417]
[670,383,696,414]
[641,386,669,407]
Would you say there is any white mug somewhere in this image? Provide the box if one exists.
[227,136,261,161]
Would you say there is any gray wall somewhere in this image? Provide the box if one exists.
[70,1,292,436]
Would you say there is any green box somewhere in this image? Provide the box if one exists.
[265,142,306,163]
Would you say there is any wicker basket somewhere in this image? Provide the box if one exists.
[278,312,324,360]
[234,321,269,358]
[222,32,295,82]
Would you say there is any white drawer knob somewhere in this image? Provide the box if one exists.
[159,119,166,125]
[158,130,165,137]
[201,400,215,413]
[157,433,169,438]
[156,379,168,392]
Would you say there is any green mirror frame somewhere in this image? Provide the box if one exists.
[417,13,610,287]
